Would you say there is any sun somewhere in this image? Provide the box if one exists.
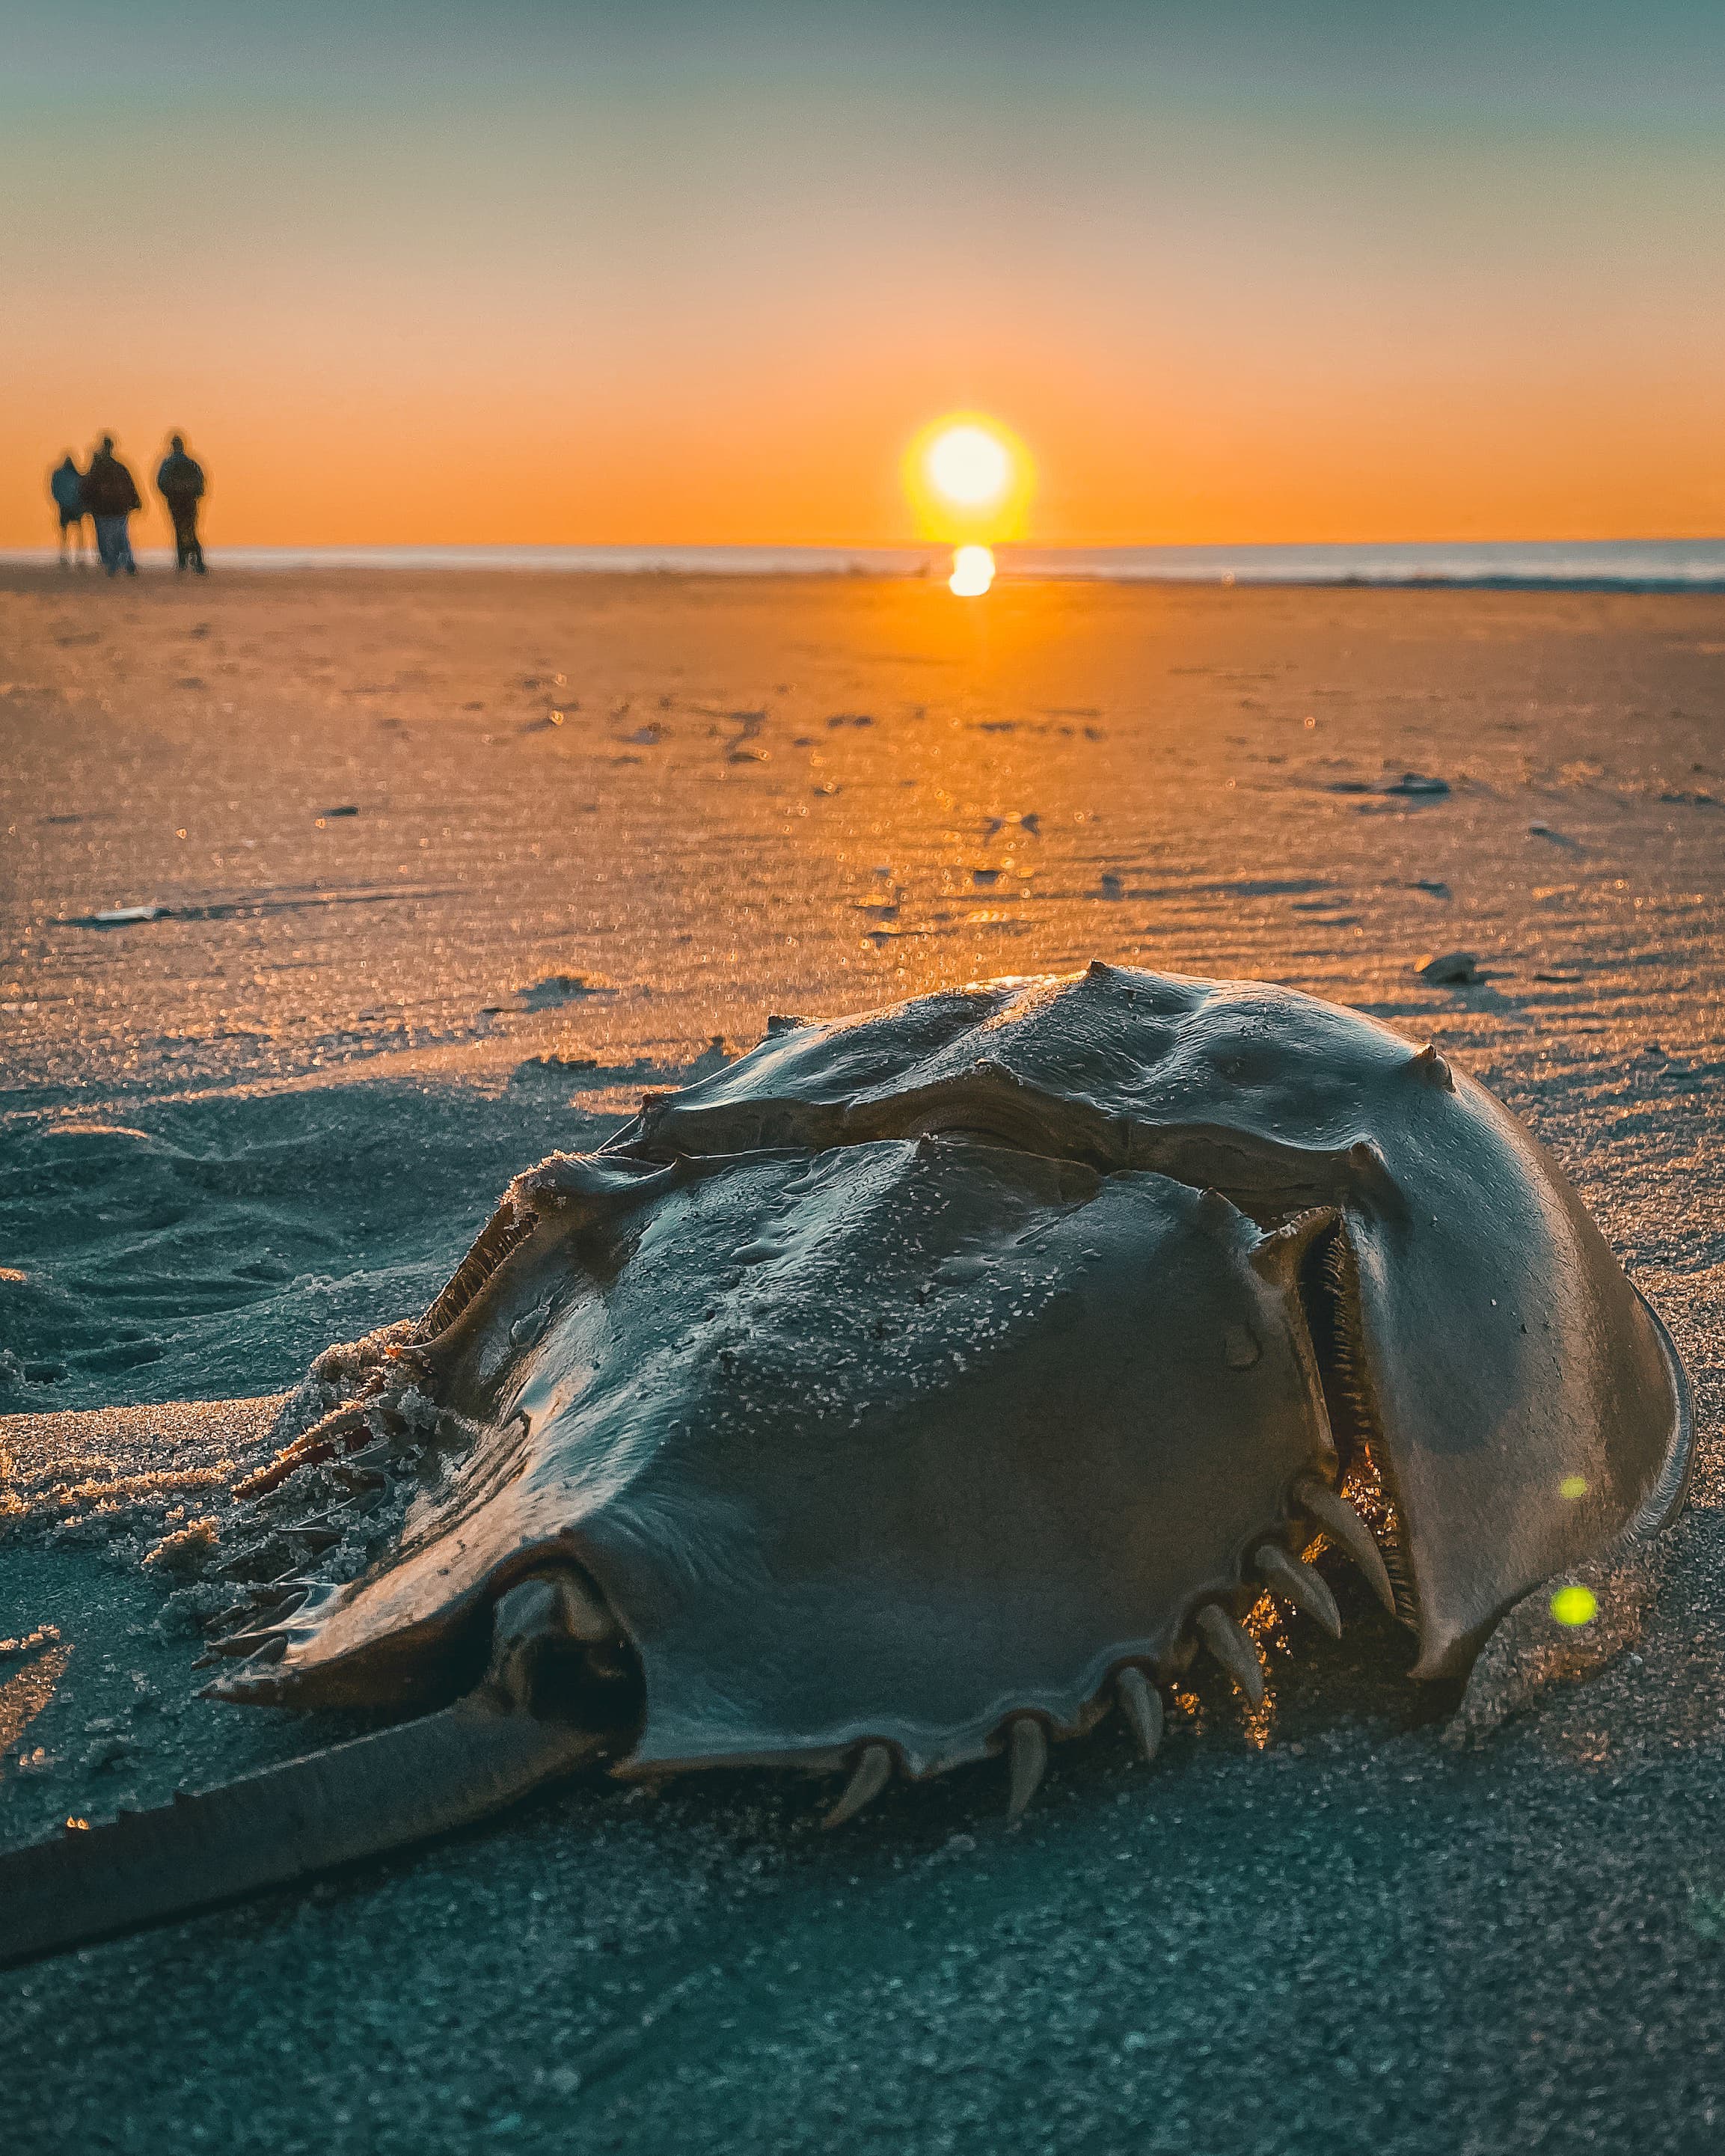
[902,411,1035,545]
[926,424,1012,512]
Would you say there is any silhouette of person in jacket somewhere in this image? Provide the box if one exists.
[156,435,207,574]
[83,437,141,576]
[49,455,88,566]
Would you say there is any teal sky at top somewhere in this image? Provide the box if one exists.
[10,0,1722,122]
[14,0,1717,302]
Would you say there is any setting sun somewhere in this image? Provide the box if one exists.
[902,411,1035,546]
[926,426,1011,511]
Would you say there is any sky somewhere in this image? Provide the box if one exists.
[2,0,1721,548]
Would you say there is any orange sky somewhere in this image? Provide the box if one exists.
[4,3,1721,548]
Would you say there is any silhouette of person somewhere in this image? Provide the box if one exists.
[156,434,207,574]
[49,454,88,566]
[82,435,141,576]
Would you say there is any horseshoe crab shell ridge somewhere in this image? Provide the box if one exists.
[0,963,1693,1963]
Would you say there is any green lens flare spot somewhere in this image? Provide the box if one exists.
[1550,1584,1599,1628]
[1559,1474,1589,1500]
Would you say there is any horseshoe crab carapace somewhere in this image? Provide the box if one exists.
[0,963,1691,1964]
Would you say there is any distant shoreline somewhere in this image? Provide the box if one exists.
[3,538,1724,589]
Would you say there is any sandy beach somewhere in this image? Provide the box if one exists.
[2,569,1723,2152]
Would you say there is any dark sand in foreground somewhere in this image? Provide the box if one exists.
[1,572,1723,2152]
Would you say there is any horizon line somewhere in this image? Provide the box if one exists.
[4,536,1724,593]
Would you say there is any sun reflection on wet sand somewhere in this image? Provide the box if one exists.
[948,544,995,597]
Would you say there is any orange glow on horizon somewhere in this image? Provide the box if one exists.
[2,369,1720,553]
[4,385,1719,553]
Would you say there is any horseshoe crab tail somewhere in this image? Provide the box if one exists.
[0,1697,604,1970]
[0,1570,621,1970]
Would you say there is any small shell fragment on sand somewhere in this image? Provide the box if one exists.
[1415,949,1480,984]
[515,974,612,1011]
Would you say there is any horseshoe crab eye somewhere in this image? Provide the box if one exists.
[488,1568,643,1725]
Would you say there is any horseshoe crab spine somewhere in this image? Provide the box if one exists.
[0,1570,621,1970]
[824,1742,895,1829]
[1410,1044,1456,1091]
[1115,1667,1165,1763]
[1005,1717,1049,1822]
[1254,1541,1343,1638]
[1294,1476,1397,1614]
[1194,1605,1267,1706]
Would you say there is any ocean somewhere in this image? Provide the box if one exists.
[6,538,1724,587]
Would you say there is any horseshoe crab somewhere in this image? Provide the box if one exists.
[0,962,1691,1964]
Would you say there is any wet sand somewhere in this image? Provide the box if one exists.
[1,570,1723,2152]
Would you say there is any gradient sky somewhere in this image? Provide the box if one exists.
[4,0,1721,547]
